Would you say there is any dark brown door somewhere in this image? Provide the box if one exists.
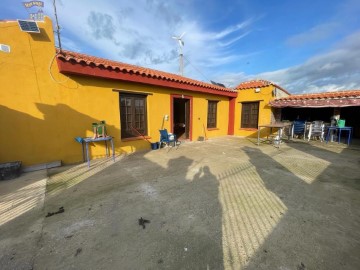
[241,102,259,128]
[173,98,190,140]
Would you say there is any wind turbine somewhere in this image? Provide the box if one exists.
[172,32,185,76]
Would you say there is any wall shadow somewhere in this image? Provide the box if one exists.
[287,141,360,191]
[0,104,121,166]
[30,28,51,42]
[44,153,224,269]
[0,151,224,269]
[240,146,360,270]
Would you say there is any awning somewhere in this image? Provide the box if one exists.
[270,98,360,108]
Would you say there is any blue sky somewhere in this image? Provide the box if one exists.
[1,0,360,93]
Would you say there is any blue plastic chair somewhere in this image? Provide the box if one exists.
[159,129,179,148]
[291,120,306,139]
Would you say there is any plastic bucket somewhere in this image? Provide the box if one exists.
[337,119,345,128]
[150,142,159,150]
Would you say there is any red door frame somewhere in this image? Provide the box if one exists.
[228,97,236,135]
[170,94,193,141]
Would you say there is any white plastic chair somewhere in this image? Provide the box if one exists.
[307,121,324,141]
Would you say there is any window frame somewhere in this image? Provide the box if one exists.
[119,93,148,139]
[207,100,218,129]
[241,102,259,129]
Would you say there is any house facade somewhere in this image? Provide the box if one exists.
[0,17,238,166]
[234,80,290,138]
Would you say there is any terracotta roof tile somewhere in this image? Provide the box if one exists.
[56,49,236,93]
[276,90,360,101]
[236,79,290,95]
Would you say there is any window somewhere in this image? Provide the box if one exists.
[120,94,147,138]
[207,100,218,128]
[241,102,259,128]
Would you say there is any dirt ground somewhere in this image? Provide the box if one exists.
[1,136,359,270]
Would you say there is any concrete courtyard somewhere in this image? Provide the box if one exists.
[0,136,359,270]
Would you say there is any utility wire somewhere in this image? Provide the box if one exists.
[183,55,211,83]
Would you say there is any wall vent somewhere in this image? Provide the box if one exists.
[0,44,10,53]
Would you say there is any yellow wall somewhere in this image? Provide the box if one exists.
[192,95,229,140]
[0,17,230,166]
[234,86,275,138]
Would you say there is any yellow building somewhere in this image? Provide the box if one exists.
[234,80,290,138]
[0,17,238,166]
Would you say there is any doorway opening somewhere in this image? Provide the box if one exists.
[172,96,192,140]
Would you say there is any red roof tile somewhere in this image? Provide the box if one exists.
[235,79,290,95]
[276,90,360,101]
[270,90,360,108]
[56,50,236,96]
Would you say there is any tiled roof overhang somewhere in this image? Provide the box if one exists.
[270,90,360,108]
[56,50,237,98]
[236,79,291,95]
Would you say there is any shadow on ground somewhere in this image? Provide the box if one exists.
[240,142,360,270]
[1,137,359,270]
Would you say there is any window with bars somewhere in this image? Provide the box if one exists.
[120,94,147,138]
[241,102,259,128]
[207,100,218,128]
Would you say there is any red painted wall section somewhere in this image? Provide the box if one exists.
[228,97,236,135]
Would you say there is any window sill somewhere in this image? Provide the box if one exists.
[239,128,258,131]
[121,136,151,142]
[207,128,219,131]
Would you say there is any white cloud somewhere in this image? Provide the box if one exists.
[42,0,253,77]
[217,31,360,93]
[218,32,250,47]
[286,22,340,47]
[212,19,252,39]
[42,1,360,93]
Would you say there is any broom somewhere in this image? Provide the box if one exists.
[130,125,152,144]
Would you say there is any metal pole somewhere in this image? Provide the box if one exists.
[179,53,183,76]
[53,0,62,51]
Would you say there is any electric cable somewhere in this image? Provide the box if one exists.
[48,51,69,84]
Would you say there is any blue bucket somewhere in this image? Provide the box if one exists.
[150,142,159,150]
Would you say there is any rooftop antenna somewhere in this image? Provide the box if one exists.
[172,32,185,76]
[53,0,62,52]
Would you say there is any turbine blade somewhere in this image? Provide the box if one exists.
[179,32,186,39]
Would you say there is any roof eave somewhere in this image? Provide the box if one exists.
[56,58,237,97]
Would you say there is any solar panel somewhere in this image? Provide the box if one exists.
[210,80,226,88]
[17,20,40,33]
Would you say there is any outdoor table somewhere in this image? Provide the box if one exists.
[81,136,115,167]
[325,126,352,145]
[257,123,291,146]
